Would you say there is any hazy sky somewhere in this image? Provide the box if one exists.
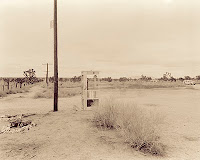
[1,0,200,78]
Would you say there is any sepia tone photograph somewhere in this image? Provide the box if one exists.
[0,0,200,159]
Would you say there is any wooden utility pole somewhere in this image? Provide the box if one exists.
[43,63,52,86]
[54,0,58,111]
[42,63,49,86]
[46,63,49,86]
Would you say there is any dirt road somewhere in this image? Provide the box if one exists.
[0,85,200,160]
[0,85,145,160]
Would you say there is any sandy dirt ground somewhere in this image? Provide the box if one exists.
[0,85,200,160]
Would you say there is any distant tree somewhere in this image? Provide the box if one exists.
[178,77,184,81]
[160,72,176,81]
[107,77,112,82]
[113,79,118,81]
[184,76,191,80]
[70,76,81,82]
[119,77,129,82]
[101,77,112,82]
[196,75,200,80]
[3,78,10,89]
[59,78,64,82]
[23,69,38,84]
[49,76,54,83]
[169,77,176,82]
[15,78,26,84]
[139,75,152,81]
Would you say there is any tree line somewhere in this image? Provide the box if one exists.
[48,73,200,83]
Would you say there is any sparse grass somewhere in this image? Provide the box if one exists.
[6,87,29,94]
[93,98,119,129]
[33,92,46,99]
[126,81,185,89]
[41,80,184,91]
[59,88,81,98]
[93,98,166,156]
[0,87,30,97]
[34,84,81,99]
[100,81,185,90]
[40,81,81,89]
[6,89,17,94]
[0,91,7,97]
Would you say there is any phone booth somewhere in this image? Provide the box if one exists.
[81,71,99,110]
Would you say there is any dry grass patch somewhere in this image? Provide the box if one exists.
[93,98,166,156]
[100,81,185,90]
[0,91,7,97]
[93,98,119,129]
[0,87,29,97]
[33,92,46,99]
[34,87,81,99]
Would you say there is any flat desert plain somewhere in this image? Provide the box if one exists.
[0,84,200,160]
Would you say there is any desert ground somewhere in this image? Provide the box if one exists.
[0,83,200,160]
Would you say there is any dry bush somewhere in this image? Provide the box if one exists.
[117,104,165,156]
[6,89,17,94]
[33,88,52,99]
[0,91,7,97]
[33,92,46,99]
[93,98,166,156]
[100,81,184,90]
[6,87,29,94]
[0,86,30,97]
[21,87,29,93]
[126,81,184,89]
[40,81,81,89]
[42,89,53,98]
[59,81,81,88]
[93,98,119,129]
[59,88,81,98]
[33,87,81,99]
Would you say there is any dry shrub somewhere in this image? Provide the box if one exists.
[33,88,53,98]
[0,87,30,97]
[6,89,17,94]
[59,81,81,88]
[126,81,184,89]
[33,92,46,99]
[100,81,184,90]
[42,89,53,98]
[40,81,81,89]
[0,91,7,97]
[59,88,81,98]
[21,87,29,93]
[93,98,166,156]
[93,98,119,129]
[33,87,81,99]
[118,104,165,156]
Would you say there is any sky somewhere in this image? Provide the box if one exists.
[1,0,200,78]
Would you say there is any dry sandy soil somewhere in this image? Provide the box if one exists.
[0,84,200,160]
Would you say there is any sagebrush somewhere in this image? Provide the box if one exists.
[93,98,166,156]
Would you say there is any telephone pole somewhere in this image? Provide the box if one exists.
[46,63,49,85]
[42,63,52,86]
[54,0,58,111]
